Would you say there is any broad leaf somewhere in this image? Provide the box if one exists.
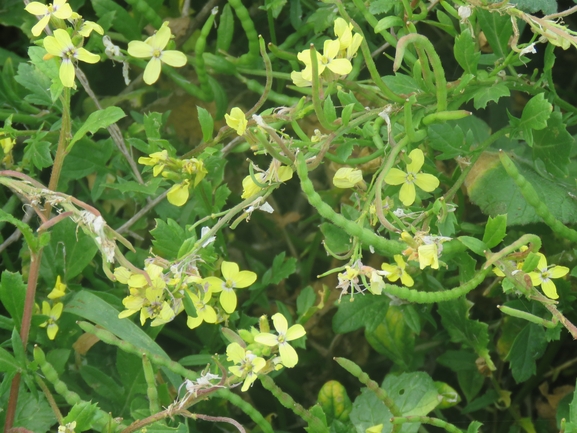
[68,106,126,151]
[318,380,353,424]
[332,294,389,333]
[482,214,507,249]
[506,323,546,383]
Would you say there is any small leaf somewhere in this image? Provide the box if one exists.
[0,271,26,331]
[150,218,185,260]
[454,28,480,74]
[0,207,39,251]
[458,236,488,256]
[532,111,573,177]
[374,16,404,33]
[320,222,352,255]
[318,381,353,424]
[61,401,100,432]
[216,3,234,52]
[332,294,389,333]
[506,323,546,383]
[296,286,316,316]
[197,106,214,142]
[68,106,126,151]
[519,93,552,132]
[482,214,507,249]
[323,96,337,124]
[472,82,510,109]
[477,9,512,59]
[0,346,19,373]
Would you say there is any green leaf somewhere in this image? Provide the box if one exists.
[477,9,512,59]
[506,323,546,383]
[68,106,126,151]
[92,0,141,40]
[0,346,19,373]
[438,298,494,371]
[520,93,552,131]
[427,124,474,160]
[150,218,185,260]
[365,305,415,370]
[374,16,404,33]
[306,404,329,433]
[318,380,353,424]
[106,178,163,195]
[383,74,421,94]
[466,421,484,433]
[80,364,125,405]
[454,28,480,74]
[437,350,478,372]
[333,294,389,334]
[510,0,556,14]
[197,106,214,142]
[14,62,53,107]
[116,350,147,404]
[369,0,395,14]
[458,236,488,256]
[458,370,485,402]
[435,381,461,409]
[40,218,99,285]
[0,271,26,331]
[261,252,297,285]
[13,392,56,432]
[482,214,507,249]
[320,222,352,255]
[466,152,577,225]
[0,209,40,252]
[61,401,100,432]
[23,134,53,170]
[350,371,439,433]
[532,111,573,177]
[323,96,337,124]
[60,137,114,185]
[472,82,510,109]
[297,286,317,316]
[216,3,234,52]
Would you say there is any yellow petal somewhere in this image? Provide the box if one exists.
[399,182,416,206]
[234,270,257,288]
[226,342,246,363]
[51,302,64,320]
[31,16,50,37]
[384,168,406,185]
[47,323,59,340]
[149,22,172,50]
[221,261,240,280]
[76,47,100,64]
[220,290,237,314]
[285,324,306,341]
[279,342,299,368]
[550,265,569,279]
[43,35,63,56]
[59,60,75,88]
[406,149,425,173]
[167,180,190,206]
[186,315,203,329]
[127,40,153,59]
[160,50,187,67]
[25,2,48,15]
[418,244,439,269]
[400,272,414,287]
[290,70,311,87]
[414,173,439,192]
[536,253,547,270]
[323,39,340,60]
[53,3,72,19]
[272,312,288,334]
[327,58,352,76]
[143,58,162,85]
[541,279,559,299]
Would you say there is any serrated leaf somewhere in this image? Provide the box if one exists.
[13,392,56,432]
[519,93,552,132]
[477,9,512,59]
[383,74,421,94]
[472,82,510,109]
[14,62,53,106]
[510,0,556,14]
[438,298,494,371]
[369,0,396,14]
[0,208,40,252]
[458,236,488,256]
[262,252,297,285]
[428,124,472,160]
[332,294,389,333]
[106,178,163,195]
[62,401,100,432]
[320,222,352,255]
[454,28,480,74]
[482,214,507,249]
[23,136,53,169]
[197,106,214,142]
[68,106,126,151]
[151,218,185,260]
[318,380,353,424]
[506,323,546,383]
[92,0,141,40]
[532,111,573,177]
[365,305,415,369]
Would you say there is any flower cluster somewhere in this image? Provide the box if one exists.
[225,313,306,391]
[36,275,67,340]
[291,17,362,87]
[138,151,207,206]
[241,160,293,199]
[114,259,258,329]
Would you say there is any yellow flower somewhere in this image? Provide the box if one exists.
[298,39,353,81]
[48,275,67,299]
[167,180,190,207]
[241,165,293,199]
[225,107,248,136]
[25,0,73,37]
[418,243,439,270]
[186,289,217,330]
[182,158,207,186]
[333,167,364,188]
[333,17,363,59]
[366,425,383,433]
[127,22,187,85]
[39,301,63,340]
[381,255,414,287]
[226,342,266,391]
[78,20,104,37]
[254,313,306,368]
[1,137,15,165]
[138,150,169,177]
[43,29,100,88]
[385,149,439,206]
[528,253,569,299]
[204,261,257,314]
[290,70,312,87]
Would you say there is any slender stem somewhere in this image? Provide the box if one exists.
[47,87,71,194]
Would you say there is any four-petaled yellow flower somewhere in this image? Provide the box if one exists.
[78,20,104,38]
[40,301,63,340]
[127,21,187,85]
[226,342,266,391]
[48,275,67,299]
[225,107,248,136]
[385,149,439,206]
[333,167,364,189]
[297,39,352,82]
[241,166,293,199]
[138,150,169,177]
[186,289,217,330]
[204,261,257,314]
[528,253,569,299]
[333,17,363,59]
[381,255,414,287]
[254,313,306,368]
[25,0,73,37]
[43,28,100,88]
